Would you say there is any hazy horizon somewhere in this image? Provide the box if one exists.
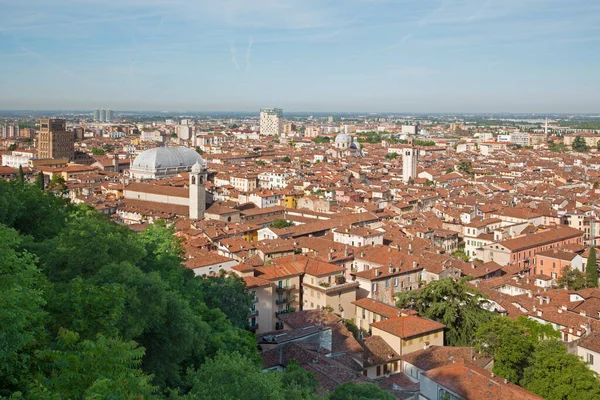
[1,0,599,112]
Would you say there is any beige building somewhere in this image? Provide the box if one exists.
[305,126,322,138]
[301,261,358,320]
[370,316,445,356]
[38,119,74,160]
[564,133,600,149]
[353,298,406,335]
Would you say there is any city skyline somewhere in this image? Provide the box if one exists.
[1,0,599,112]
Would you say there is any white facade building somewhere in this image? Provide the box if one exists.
[259,108,283,136]
[2,150,37,168]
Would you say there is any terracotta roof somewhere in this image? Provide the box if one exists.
[400,345,492,371]
[352,298,403,319]
[499,226,583,251]
[371,316,445,339]
[424,361,543,400]
[578,332,600,353]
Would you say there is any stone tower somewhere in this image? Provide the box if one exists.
[189,161,207,220]
[402,137,418,184]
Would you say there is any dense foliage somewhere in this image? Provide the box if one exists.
[474,316,600,399]
[587,247,598,288]
[0,179,258,398]
[395,279,495,346]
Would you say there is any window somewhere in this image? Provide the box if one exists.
[362,308,366,319]
[588,354,594,365]
[385,279,390,288]
[376,366,381,376]
[393,278,399,287]
[372,283,377,292]
[278,280,283,288]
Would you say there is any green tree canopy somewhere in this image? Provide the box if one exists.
[474,317,534,382]
[396,279,495,346]
[572,136,589,152]
[329,382,395,400]
[557,265,587,290]
[586,247,598,288]
[522,340,600,400]
[183,352,318,400]
[270,219,295,229]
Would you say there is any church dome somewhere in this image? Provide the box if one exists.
[334,133,352,143]
[132,146,203,170]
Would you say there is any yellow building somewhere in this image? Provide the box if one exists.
[282,192,301,209]
[38,119,74,160]
[370,316,445,357]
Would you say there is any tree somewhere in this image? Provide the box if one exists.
[17,165,24,183]
[329,382,394,400]
[35,172,45,190]
[49,174,67,194]
[280,360,319,398]
[586,247,598,288]
[313,136,330,144]
[195,146,204,155]
[91,147,106,155]
[385,152,397,160]
[282,156,291,163]
[521,340,600,400]
[557,265,587,290]
[572,136,589,152]
[183,351,314,400]
[32,329,157,399]
[396,279,495,346]
[0,225,48,393]
[457,160,474,176]
[270,219,295,229]
[474,317,534,383]
[7,143,18,151]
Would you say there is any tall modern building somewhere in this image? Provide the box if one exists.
[93,109,100,122]
[106,109,113,123]
[38,119,74,160]
[402,137,418,184]
[259,108,283,136]
[99,109,106,123]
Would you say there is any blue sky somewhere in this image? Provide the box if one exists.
[0,0,599,112]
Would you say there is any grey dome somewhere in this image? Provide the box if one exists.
[335,133,352,143]
[132,146,204,170]
[350,141,361,149]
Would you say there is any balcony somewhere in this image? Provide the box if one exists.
[275,297,289,305]
[275,307,295,316]
[249,324,259,332]
[251,296,259,303]
[275,284,297,293]
[249,309,259,317]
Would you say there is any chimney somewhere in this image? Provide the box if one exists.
[413,261,418,269]
[328,252,332,261]
[408,243,413,255]
[580,311,587,317]
[360,251,364,258]
[344,245,348,257]
[471,262,476,270]
[558,308,563,313]
[375,270,381,277]
[537,310,542,317]
[388,247,391,252]
[389,263,394,274]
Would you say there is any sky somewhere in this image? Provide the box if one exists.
[0,0,599,112]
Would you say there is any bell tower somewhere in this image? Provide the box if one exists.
[189,161,207,220]
[402,137,418,184]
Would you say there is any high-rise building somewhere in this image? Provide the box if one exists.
[402,137,418,184]
[0,123,19,138]
[38,119,74,160]
[259,108,283,136]
[106,109,113,123]
[93,109,100,122]
[99,109,106,123]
